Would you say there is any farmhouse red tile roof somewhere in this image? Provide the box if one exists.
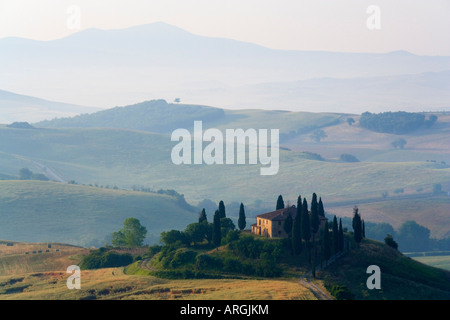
[256,206,297,221]
[256,206,328,221]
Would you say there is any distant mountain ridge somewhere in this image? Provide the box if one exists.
[1,22,449,111]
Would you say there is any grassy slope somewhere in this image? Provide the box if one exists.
[35,100,342,136]
[0,241,88,276]
[0,181,197,246]
[0,267,316,300]
[0,124,449,238]
[284,113,450,164]
[1,237,450,300]
[413,255,450,271]
[1,107,450,239]
[0,126,448,203]
[327,196,450,238]
[0,239,316,300]
[322,239,450,300]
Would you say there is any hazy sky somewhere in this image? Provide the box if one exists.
[0,0,449,55]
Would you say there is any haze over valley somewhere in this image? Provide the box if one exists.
[1,2,450,301]
[1,22,449,116]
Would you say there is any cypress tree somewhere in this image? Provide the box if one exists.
[296,195,302,217]
[238,203,246,230]
[301,198,310,241]
[292,196,302,255]
[318,197,325,217]
[212,210,222,247]
[218,200,226,218]
[338,218,344,252]
[352,206,362,244]
[276,195,285,210]
[198,208,207,223]
[322,223,331,266]
[310,193,320,268]
[301,198,311,262]
[362,220,366,238]
[332,215,339,254]
[284,213,293,237]
[310,193,320,235]
[284,213,293,254]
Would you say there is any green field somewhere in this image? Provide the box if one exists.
[0,180,197,246]
[283,113,450,164]
[411,254,450,271]
[0,126,448,205]
[1,125,449,241]
[1,102,449,244]
[36,100,342,136]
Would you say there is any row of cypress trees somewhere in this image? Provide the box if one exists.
[198,200,247,248]
[278,194,346,266]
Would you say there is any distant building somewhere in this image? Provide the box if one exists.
[251,205,327,239]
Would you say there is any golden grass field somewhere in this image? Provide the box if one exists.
[0,241,89,276]
[0,241,318,300]
[0,267,317,300]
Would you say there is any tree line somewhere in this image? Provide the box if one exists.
[359,111,437,134]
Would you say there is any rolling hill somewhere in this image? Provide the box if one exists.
[282,112,450,164]
[0,180,198,246]
[322,239,450,300]
[0,107,449,241]
[0,89,100,123]
[36,99,342,135]
[0,241,88,276]
[1,236,449,300]
[36,100,450,164]
[1,120,448,204]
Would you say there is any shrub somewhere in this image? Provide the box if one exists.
[223,230,240,244]
[195,254,223,271]
[384,234,398,250]
[79,249,133,269]
[301,152,324,161]
[169,250,197,269]
[255,259,282,277]
[148,244,162,256]
[101,251,133,268]
[392,138,407,149]
[323,276,354,300]
[223,258,243,273]
[339,154,360,163]
[160,230,189,246]
[229,236,263,259]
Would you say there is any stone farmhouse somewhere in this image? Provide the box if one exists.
[251,205,328,238]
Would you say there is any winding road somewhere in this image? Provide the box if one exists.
[300,271,333,300]
[9,153,67,183]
